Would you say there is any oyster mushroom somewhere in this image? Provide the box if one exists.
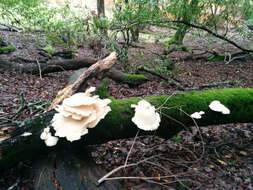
[190,111,205,119]
[131,100,161,131]
[209,100,230,114]
[51,87,111,142]
[40,127,59,147]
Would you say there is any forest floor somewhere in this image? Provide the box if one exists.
[0,27,253,190]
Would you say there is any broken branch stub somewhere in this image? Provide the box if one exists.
[47,51,117,111]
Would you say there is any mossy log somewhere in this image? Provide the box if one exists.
[1,88,253,168]
[106,68,148,85]
[0,44,15,54]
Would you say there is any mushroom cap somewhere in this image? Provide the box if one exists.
[131,100,161,131]
[190,111,205,119]
[40,127,50,140]
[45,135,59,147]
[209,100,230,114]
[55,105,94,120]
[21,132,32,137]
[86,104,111,128]
[52,113,90,142]
[84,86,96,96]
[52,87,112,142]
[63,94,97,107]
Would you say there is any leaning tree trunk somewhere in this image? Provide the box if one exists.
[1,88,253,168]
[169,0,199,45]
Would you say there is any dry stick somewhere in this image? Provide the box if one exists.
[160,109,188,130]
[124,129,140,167]
[224,53,246,64]
[156,92,176,111]
[36,167,47,190]
[176,108,205,164]
[36,59,42,80]
[100,174,189,181]
[158,105,205,164]
[97,154,161,185]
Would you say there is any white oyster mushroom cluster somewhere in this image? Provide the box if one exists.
[190,111,205,119]
[190,100,230,120]
[131,100,161,131]
[40,127,59,147]
[51,87,111,142]
[209,100,230,114]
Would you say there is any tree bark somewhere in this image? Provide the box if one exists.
[1,88,253,168]
[97,0,105,17]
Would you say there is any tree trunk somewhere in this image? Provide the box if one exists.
[173,25,188,45]
[1,88,253,168]
[97,0,105,17]
[169,0,199,45]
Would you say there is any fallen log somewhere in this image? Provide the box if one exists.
[1,88,253,168]
[106,68,148,86]
[0,55,147,86]
[0,57,97,74]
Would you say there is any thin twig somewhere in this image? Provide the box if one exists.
[98,154,161,185]
[124,129,140,167]
[36,59,43,80]
[177,108,205,164]
[156,92,176,111]
[224,53,245,64]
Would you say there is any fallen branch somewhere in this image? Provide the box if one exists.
[98,155,161,184]
[137,66,168,81]
[168,20,253,53]
[0,57,98,74]
[47,51,117,110]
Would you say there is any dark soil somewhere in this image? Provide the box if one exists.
[0,29,253,190]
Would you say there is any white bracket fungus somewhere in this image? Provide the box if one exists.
[21,132,32,137]
[131,100,161,131]
[190,111,205,119]
[51,87,111,142]
[209,100,230,114]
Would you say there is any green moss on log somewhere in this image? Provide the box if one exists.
[208,54,225,61]
[1,88,253,168]
[124,74,148,85]
[0,45,15,54]
[85,88,253,143]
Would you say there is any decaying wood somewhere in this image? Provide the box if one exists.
[47,51,117,111]
[0,57,98,74]
[31,148,122,190]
